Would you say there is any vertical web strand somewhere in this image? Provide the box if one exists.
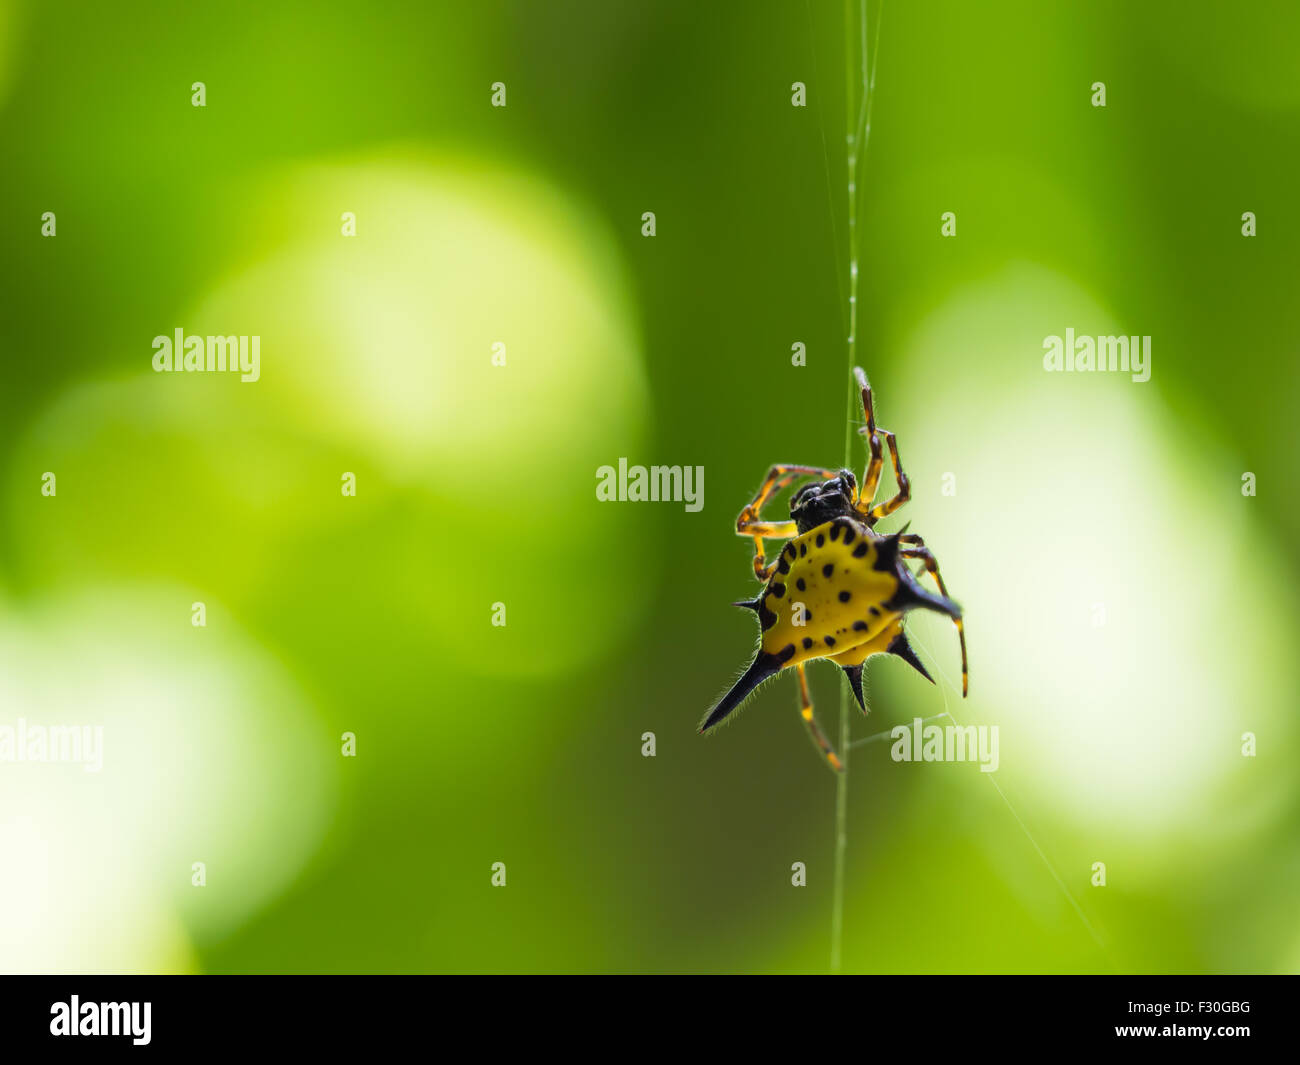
[803,0,848,335]
[831,0,882,976]
[831,0,871,975]
[828,2,1100,974]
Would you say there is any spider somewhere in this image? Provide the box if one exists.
[699,367,968,772]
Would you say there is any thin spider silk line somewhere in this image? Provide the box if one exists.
[831,0,879,978]
[849,711,952,748]
[803,0,848,335]
[823,0,1107,972]
[904,622,1112,959]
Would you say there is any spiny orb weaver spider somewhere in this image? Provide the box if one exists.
[700,367,968,772]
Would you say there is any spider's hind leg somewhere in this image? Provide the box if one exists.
[796,662,844,773]
[899,536,968,697]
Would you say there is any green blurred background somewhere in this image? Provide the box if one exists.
[1,0,1297,973]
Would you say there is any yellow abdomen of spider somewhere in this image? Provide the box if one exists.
[700,367,969,772]
[755,518,915,667]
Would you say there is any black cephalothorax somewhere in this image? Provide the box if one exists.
[789,469,859,534]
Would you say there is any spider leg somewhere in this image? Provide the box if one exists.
[866,428,910,520]
[854,367,885,506]
[899,537,968,696]
[796,661,844,773]
[736,464,839,580]
[853,367,912,522]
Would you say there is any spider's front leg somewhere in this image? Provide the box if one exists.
[796,661,844,773]
[866,428,910,520]
[899,535,968,697]
[736,464,839,580]
[853,367,911,521]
